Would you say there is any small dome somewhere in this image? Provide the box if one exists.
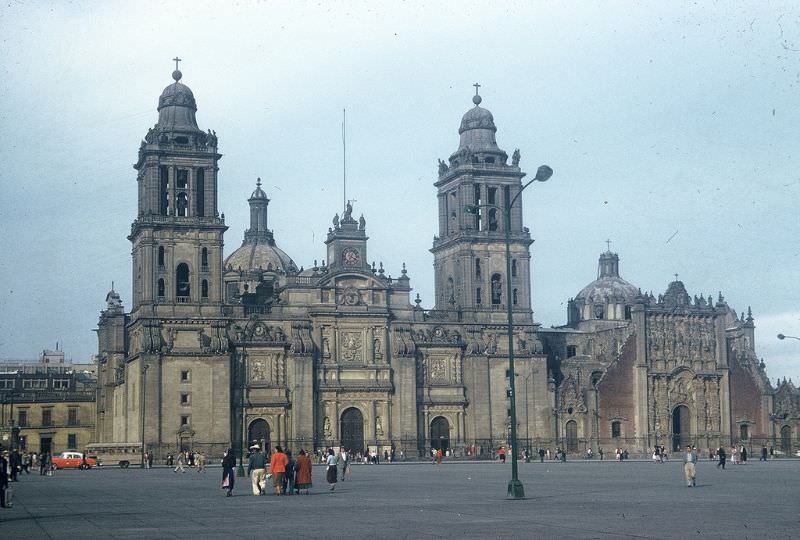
[156,74,200,132]
[225,241,296,274]
[459,105,496,135]
[250,178,267,199]
[158,81,197,112]
[452,90,505,159]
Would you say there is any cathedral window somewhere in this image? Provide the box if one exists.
[176,263,190,299]
[176,192,188,217]
[180,370,190,382]
[177,169,188,189]
[180,393,190,405]
[611,421,621,438]
[566,345,577,358]
[157,279,165,298]
[491,274,502,305]
[739,424,749,441]
[488,187,497,205]
[488,208,498,231]
[180,415,190,426]
[159,166,169,215]
[201,248,209,269]
[158,246,165,268]
[201,280,209,299]
[511,259,517,278]
[473,185,482,231]
[624,306,632,319]
[476,287,482,305]
[196,168,205,216]
[513,288,518,305]
[594,304,604,319]
[475,259,481,278]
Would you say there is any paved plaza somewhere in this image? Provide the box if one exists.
[1,460,798,539]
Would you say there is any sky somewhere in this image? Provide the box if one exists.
[0,1,798,383]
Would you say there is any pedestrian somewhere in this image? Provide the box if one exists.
[615,448,621,462]
[760,445,768,462]
[196,451,206,473]
[716,446,726,469]
[294,449,312,495]
[538,448,545,463]
[269,446,288,496]
[436,448,443,465]
[221,448,236,497]
[283,450,295,495]
[174,451,186,473]
[683,445,697,487]
[22,452,30,474]
[598,447,604,461]
[39,452,48,475]
[498,447,506,463]
[740,445,747,464]
[338,447,349,481]
[143,451,150,469]
[730,446,738,465]
[326,448,338,491]
[9,450,20,482]
[167,453,174,467]
[248,445,267,496]
[148,451,154,469]
[1,450,10,508]
[769,446,774,460]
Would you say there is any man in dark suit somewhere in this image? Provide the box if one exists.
[1,449,10,508]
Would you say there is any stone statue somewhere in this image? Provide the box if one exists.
[343,201,353,220]
[332,213,340,229]
[512,148,520,166]
[376,416,384,436]
[206,129,217,147]
[359,214,366,230]
[438,158,449,175]
[323,416,332,437]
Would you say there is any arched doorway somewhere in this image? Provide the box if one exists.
[565,420,578,453]
[248,419,270,452]
[430,416,450,452]
[672,405,691,452]
[340,408,364,453]
[780,425,792,453]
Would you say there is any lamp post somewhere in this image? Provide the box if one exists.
[235,329,247,477]
[777,334,800,341]
[465,163,553,499]
[140,362,149,468]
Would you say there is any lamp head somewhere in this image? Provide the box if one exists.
[534,165,553,182]
[777,334,785,340]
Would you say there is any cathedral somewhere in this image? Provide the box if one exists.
[94,65,798,459]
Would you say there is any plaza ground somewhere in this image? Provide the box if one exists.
[1,459,797,539]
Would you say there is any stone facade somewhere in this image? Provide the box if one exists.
[94,67,799,459]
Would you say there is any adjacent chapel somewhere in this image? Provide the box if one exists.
[94,66,798,459]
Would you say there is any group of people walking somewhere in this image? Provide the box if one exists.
[233,445,315,497]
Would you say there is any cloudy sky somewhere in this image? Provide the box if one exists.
[1,1,798,382]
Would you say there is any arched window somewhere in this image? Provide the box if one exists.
[201,248,209,269]
[780,425,792,452]
[176,263,190,298]
[475,259,481,278]
[476,287,482,305]
[624,306,632,319]
[513,288,518,305]
[160,166,169,215]
[158,246,165,268]
[201,280,209,298]
[491,274,502,305]
[157,278,165,298]
[511,259,517,277]
[611,421,621,439]
[739,424,749,441]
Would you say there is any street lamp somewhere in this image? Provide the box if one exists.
[140,362,149,468]
[465,163,553,499]
[235,327,247,477]
[777,334,800,341]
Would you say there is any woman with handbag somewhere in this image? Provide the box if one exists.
[221,448,236,497]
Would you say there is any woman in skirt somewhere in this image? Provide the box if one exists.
[294,449,312,494]
[326,448,338,491]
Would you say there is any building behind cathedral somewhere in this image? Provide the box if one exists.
[93,66,799,459]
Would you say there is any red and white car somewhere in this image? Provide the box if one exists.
[51,451,97,469]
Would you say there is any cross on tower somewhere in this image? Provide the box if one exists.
[173,57,182,71]
[674,273,679,281]
[473,82,481,95]
[605,239,612,251]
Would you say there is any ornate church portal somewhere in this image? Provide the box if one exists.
[340,408,364,453]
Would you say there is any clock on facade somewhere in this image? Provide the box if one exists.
[342,247,360,266]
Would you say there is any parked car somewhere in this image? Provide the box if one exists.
[51,451,97,469]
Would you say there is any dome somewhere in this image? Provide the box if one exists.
[575,276,639,303]
[575,251,638,303]
[156,70,200,131]
[452,90,506,158]
[250,178,268,199]
[225,240,296,274]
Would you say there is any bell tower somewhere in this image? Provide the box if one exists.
[129,60,227,316]
[430,87,534,323]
